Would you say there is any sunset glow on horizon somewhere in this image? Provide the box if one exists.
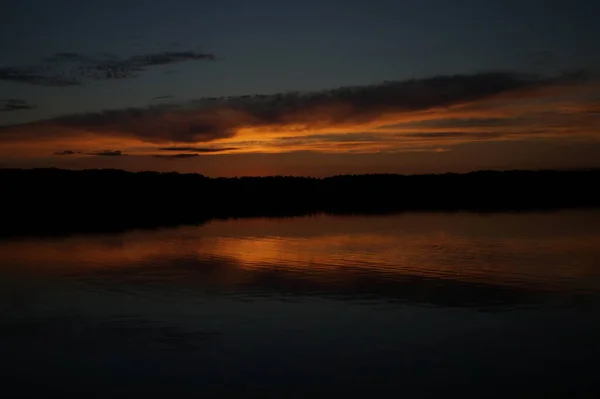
[2,1,599,176]
[2,75,599,176]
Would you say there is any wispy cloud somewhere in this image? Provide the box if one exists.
[1,99,37,112]
[0,51,215,87]
[158,146,237,153]
[1,70,598,156]
[86,150,127,156]
[54,150,79,156]
[0,66,80,86]
[153,153,200,159]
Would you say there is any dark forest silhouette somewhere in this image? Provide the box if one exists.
[2,168,599,237]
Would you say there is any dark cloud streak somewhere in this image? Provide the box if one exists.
[1,99,37,112]
[153,153,199,159]
[402,132,505,139]
[0,70,594,145]
[130,51,214,67]
[86,150,127,156]
[158,147,237,153]
[0,66,80,86]
[0,50,216,86]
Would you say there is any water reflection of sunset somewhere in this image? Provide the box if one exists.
[2,211,600,296]
[202,233,600,293]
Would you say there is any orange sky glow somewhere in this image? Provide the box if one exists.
[1,74,599,176]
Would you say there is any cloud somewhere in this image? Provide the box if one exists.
[1,99,37,112]
[158,146,237,153]
[383,117,510,130]
[86,150,127,156]
[128,51,215,67]
[402,132,505,139]
[54,150,79,155]
[273,131,504,143]
[234,131,506,154]
[54,149,129,157]
[0,51,215,86]
[0,66,80,86]
[153,153,200,159]
[275,133,381,143]
[0,70,598,156]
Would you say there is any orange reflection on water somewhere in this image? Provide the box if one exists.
[200,231,600,292]
[1,211,600,294]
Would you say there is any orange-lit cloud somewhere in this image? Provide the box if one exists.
[0,70,598,159]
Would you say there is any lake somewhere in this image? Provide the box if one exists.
[1,210,600,398]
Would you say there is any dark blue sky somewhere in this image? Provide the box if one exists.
[2,0,599,122]
[1,0,599,175]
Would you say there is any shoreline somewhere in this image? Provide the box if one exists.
[3,167,599,238]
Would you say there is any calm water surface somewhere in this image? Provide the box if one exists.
[1,211,600,397]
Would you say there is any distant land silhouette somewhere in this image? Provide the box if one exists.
[2,168,600,237]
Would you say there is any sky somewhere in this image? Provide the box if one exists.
[1,0,599,176]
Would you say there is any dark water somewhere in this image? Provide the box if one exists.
[2,211,600,398]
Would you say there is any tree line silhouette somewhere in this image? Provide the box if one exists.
[2,168,599,237]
